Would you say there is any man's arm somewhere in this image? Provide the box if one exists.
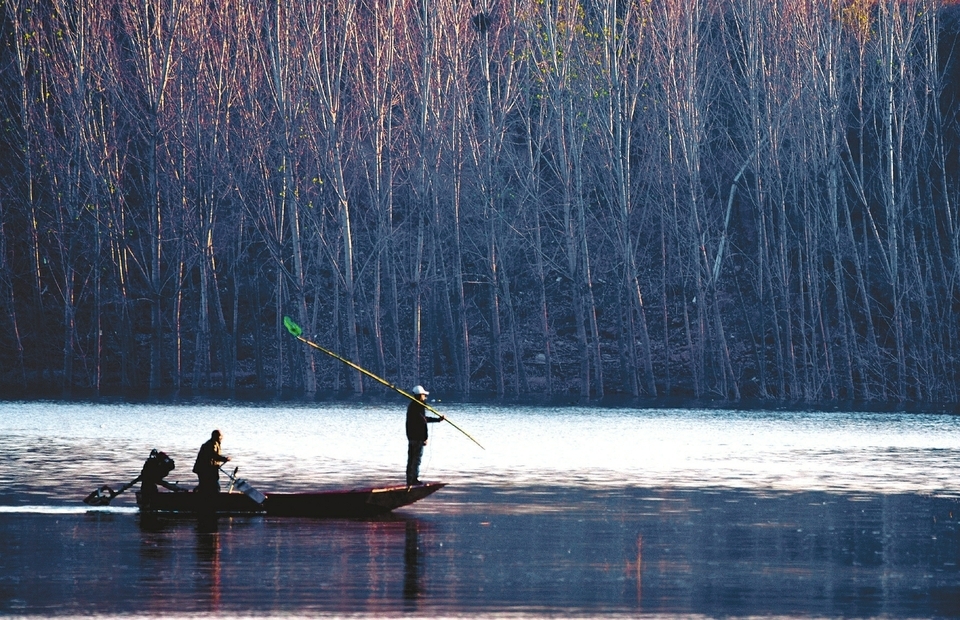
[212,445,230,464]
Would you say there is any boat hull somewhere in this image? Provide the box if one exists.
[136,483,445,518]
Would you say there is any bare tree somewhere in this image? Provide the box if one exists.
[252,0,317,395]
[591,0,657,396]
[298,0,362,394]
[528,0,601,399]
[513,53,555,395]
[1,0,41,386]
[350,0,400,381]
[110,0,187,392]
[31,0,107,394]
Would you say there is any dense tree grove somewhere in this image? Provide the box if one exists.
[2,0,960,404]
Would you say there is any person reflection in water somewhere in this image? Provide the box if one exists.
[405,385,443,486]
[403,519,423,607]
[193,430,230,494]
[195,523,222,610]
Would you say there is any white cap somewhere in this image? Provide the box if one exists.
[411,385,429,395]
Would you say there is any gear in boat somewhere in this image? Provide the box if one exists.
[84,450,445,518]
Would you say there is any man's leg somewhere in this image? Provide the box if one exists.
[406,441,424,485]
[197,472,219,495]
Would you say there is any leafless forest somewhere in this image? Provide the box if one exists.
[1,0,960,404]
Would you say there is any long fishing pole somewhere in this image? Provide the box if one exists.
[283,316,484,450]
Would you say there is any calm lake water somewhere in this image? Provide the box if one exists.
[1,401,959,618]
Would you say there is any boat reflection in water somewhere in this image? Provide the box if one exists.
[137,512,225,613]
[127,509,432,616]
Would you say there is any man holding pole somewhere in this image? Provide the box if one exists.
[406,385,444,486]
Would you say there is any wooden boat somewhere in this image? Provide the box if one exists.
[85,451,445,518]
[135,482,446,518]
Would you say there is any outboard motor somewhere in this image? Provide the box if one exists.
[140,449,175,495]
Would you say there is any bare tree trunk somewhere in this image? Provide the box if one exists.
[880,0,906,400]
[112,0,188,393]
[654,0,714,397]
[920,2,958,401]
[451,161,471,395]
[5,0,49,378]
[529,131,553,396]
[595,0,655,397]
[576,174,604,398]
[39,0,110,396]
[466,2,525,398]
[0,214,25,386]
[501,269,526,396]
[821,8,856,399]
[514,66,553,394]
[660,212,671,396]
[531,0,592,399]
[301,0,361,393]
[259,0,315,396]
[407,0,436,389]
[352,0,398,381]
[174,245,184,393]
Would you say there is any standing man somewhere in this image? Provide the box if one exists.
[406,385,444,486]
[193,429,230,494]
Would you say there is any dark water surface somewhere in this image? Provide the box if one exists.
[1,402,959,617]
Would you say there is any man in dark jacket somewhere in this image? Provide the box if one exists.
[193,429,230,494]
[405,385,443,486]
